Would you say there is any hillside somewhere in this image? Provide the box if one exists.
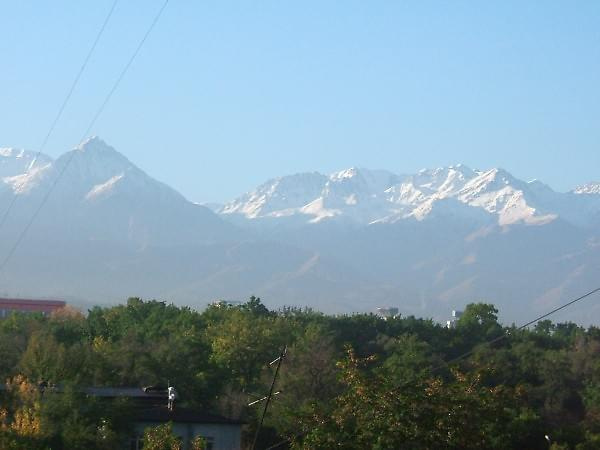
[0,138,598,324]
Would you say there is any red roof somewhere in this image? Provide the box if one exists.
[0,298,66,313]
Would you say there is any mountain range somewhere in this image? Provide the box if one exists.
[220,165,600,228]
[1,137,599,324]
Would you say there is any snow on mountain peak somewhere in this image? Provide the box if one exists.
[330,167,359,180]
[221,172,328,218]
[574,183,600,195]
[454,168,561,225]
[327,167,400,195]
[1,147,54,192]
[58,137,137,187]
[1,137,190,209]
[0,148,26,158]
[3,162,53,194]
[409,165,475,195]
[221,165,591,227]
[70,137,133,168]
[76,136,108,151]
[85,173,125,200]
[1,147,52,166]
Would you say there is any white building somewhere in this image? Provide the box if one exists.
[376,307,400,320]
[83,387,243,450]
[446,310,463,328]
[131,406,243,450]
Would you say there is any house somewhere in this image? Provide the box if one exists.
[0,383,243,450]
[84,386,243,450]
[446,310,463,328]
[376,306,400,320]
[0,298,66,318]
[130,406,243,450]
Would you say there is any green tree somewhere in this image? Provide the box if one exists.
[143,422,182,450]
[268,323,340,440]
[298,348,537,449]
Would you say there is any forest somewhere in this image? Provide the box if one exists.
[0,296,599,449]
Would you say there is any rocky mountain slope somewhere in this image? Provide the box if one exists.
[1,138,598,324]
[222,165,600,228]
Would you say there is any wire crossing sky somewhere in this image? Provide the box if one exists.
[0,0,170,277]
[1,1,599,203]
[0,0,119,232]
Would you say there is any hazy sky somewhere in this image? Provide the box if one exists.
[1,1,599,202]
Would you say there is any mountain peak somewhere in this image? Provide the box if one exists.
[222,165,600,227]
[1,147,53,185]
[63,137,133,171]
[417,164,474,177]
[0,147,26,158]
[330,167,360,180]
[74,136,129,161]
[574,182,600,195]
[76,136,107,151]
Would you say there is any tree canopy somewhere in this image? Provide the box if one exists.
[0,298,599,449]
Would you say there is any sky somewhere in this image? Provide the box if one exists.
[1,1,599,203]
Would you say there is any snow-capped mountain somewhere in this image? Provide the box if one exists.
[0,147,51,176]
[1,138,599,325]
[222,168,403,225]
[1,148,53,193]
[574,183,600,195]
[221,165,600,228]
[9,137,178,200]
[216,166,600,324]
[0,137,235,246]
[222,172,329,219]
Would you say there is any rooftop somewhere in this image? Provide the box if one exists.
[136,406,244,425]
[83,386,167,398]
[0,298,66,307]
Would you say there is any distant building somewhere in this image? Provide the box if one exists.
[376,307,400,320]
[211,300,243,308]
[0,298,66,318]
[446,310,463,328]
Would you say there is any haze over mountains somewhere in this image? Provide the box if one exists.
[1,138,599,324]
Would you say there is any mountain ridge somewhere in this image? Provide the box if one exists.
[221,165,600,229]
[0,137,598,324]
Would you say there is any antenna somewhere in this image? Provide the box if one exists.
[248,391,282,407]
[250,345,287,450]
[167,382,177,411]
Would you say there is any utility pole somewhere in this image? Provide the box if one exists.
[251,345,287,450]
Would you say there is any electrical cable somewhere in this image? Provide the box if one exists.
[437,285,600,370]
[267,286,600,448]
[0,0,119,232]
[0,0,169,276]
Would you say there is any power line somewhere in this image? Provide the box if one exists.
[251,346,287,450]
[439,285,600,370]
[0,0,169,276]
[79,0,169,141]
[0,0,119,232]
[269,286,600,448]
[383,285,600,397]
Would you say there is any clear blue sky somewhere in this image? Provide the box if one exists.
[1,1,599,202]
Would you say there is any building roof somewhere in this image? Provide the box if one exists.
[83,386,167,398]
[0,383,242,426]
[135,406,245,425]
[0,384,167,399]
[0,298,66,307]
